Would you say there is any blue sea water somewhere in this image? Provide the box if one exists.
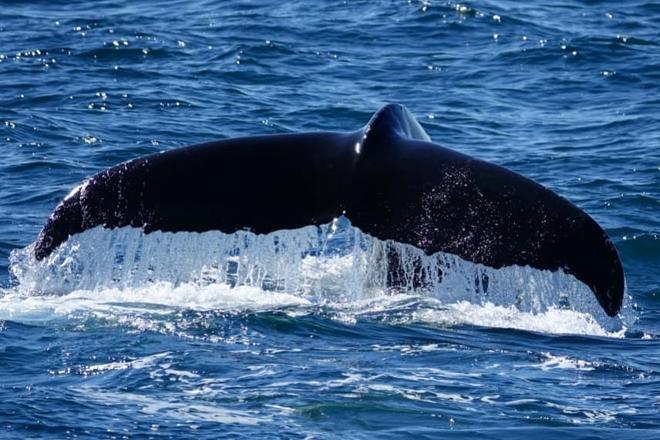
[1,0,659,438]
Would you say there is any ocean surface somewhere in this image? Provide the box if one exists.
[1,0,659,438]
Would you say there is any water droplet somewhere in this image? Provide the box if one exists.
[455,4,469,14]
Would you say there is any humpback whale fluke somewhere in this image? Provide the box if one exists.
[34,104,625,316]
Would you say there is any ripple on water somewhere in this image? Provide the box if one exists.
[0,0,659,437]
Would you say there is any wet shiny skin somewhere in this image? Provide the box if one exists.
[1,0,659,438]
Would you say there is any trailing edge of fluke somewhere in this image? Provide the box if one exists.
[34,104,625,316]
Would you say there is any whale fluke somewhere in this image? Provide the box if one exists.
[34,104,624,316]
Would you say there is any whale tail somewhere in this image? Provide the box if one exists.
[34,104,625,316]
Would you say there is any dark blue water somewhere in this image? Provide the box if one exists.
[1,1,659,438]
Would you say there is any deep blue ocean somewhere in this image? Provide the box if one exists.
[1,1,659,438]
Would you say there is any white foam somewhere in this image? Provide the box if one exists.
[76,387,267,425]
[407,301,627,337]
[67,352,172,376]
[0,283,310,322]
[4,217,633,336]
[537,352,597,371]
